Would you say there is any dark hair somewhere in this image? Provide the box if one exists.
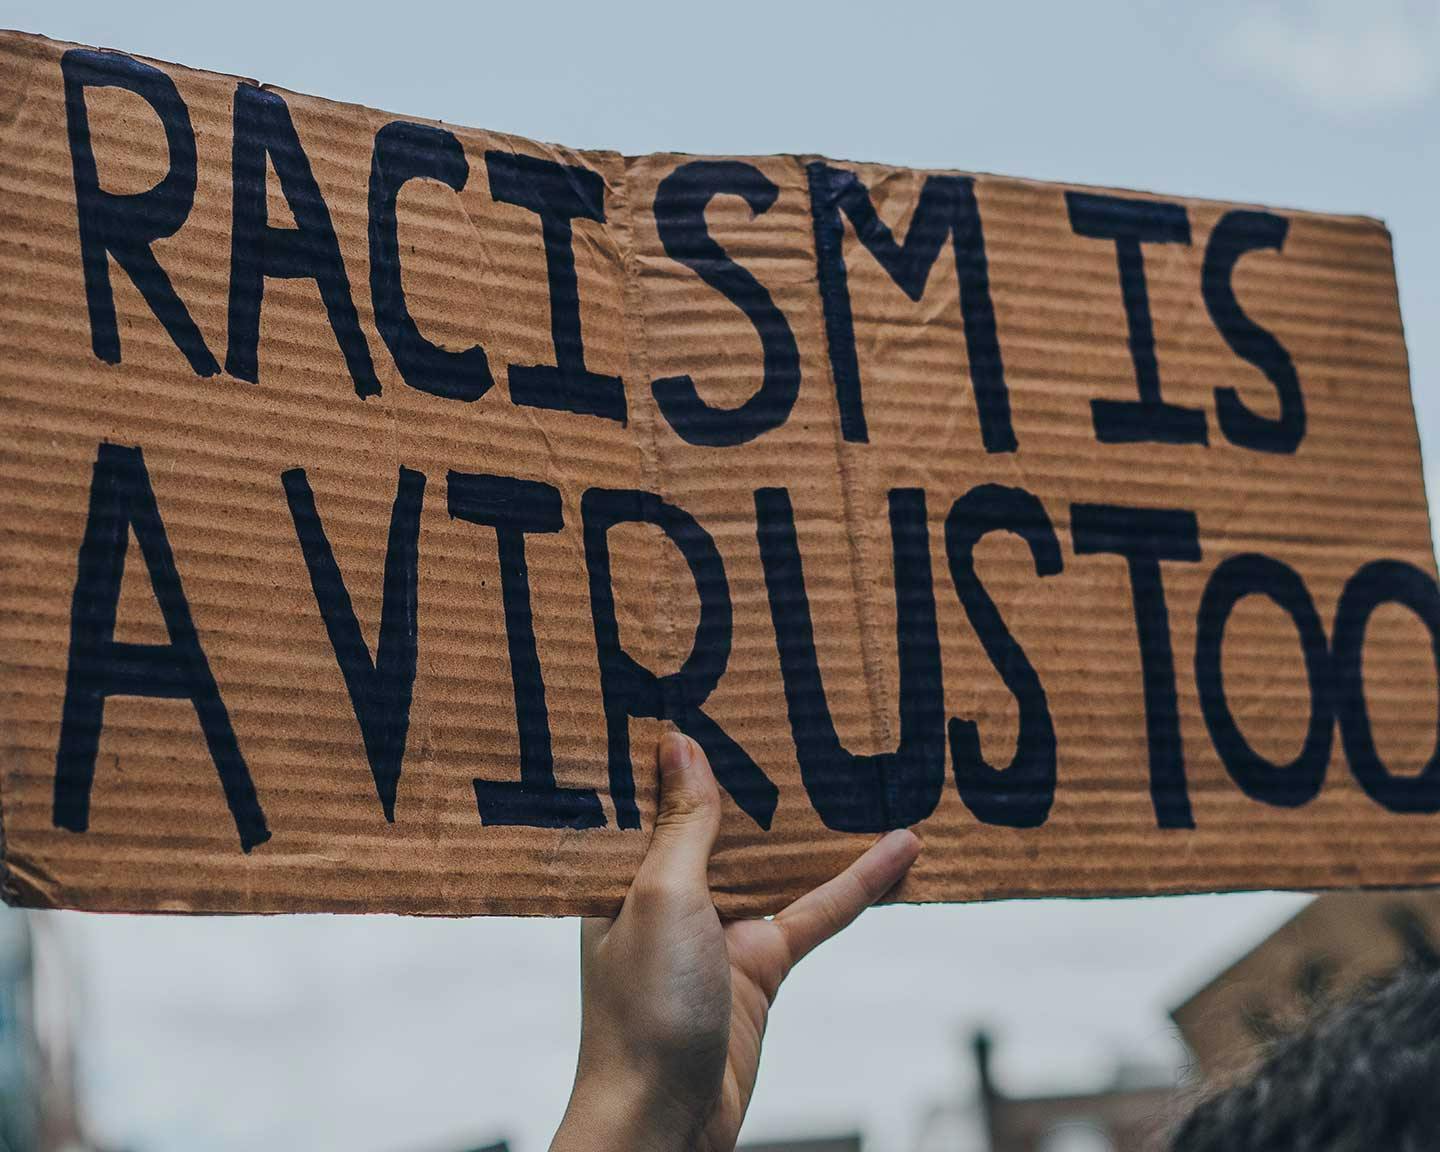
[1168,965,1440,1152]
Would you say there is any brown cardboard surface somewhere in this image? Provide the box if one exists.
[0,29,1436,916]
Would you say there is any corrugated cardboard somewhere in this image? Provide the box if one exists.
[0,30,1436,916]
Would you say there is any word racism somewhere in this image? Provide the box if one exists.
[1,34,1437,913]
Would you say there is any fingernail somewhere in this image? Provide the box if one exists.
[659,730,692,773]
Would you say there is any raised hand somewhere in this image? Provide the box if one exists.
[550,732,921,1152]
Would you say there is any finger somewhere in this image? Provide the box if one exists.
[632,732,721,892]
[774,828,921,964]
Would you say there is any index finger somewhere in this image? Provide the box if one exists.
[773,828,921,964]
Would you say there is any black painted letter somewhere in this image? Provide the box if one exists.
[283,466,424,822]
[1195,554,1331,807]
[755,487,944,832]
[54,444,269,851]
[1333,560,1440,813]
[61,50,219,376]
[946,485,1063,828]
[228,84,380,396]
[1065,192,1206,445]
[651,161,800,446]
[369,121,494,402]
[486,153,624,421]
[450,472,604,829]
[582,489,777,829]
[1071,503,1202,828]
[808,163,1012,450]
[1203,210,1305,453]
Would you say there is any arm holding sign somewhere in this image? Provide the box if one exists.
[550,733,921,1152]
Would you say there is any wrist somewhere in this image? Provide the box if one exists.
[552,1066,704,1152]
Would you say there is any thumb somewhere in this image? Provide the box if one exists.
[635,731,721,891]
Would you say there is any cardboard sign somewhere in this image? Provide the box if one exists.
[0,30,1437,916]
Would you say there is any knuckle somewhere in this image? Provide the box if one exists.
[659,784,717,825]
[816,886,856,935]
[627,872,690,913]
[751,955,789,1004]
[853,867,886,905]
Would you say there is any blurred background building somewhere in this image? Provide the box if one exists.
[0,910,37,1152]
[955,890,1440,1152]
[0,907,95,1152]
[1173,891,1440,1082]
[4,892,1437,1151]
[971,1031,1172,1152]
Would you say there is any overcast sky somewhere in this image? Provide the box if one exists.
[7,2,1440,1150]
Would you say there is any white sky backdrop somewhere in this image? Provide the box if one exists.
[7,1,1440,1150]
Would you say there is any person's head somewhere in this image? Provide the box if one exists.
[1169,963,1440,1152]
